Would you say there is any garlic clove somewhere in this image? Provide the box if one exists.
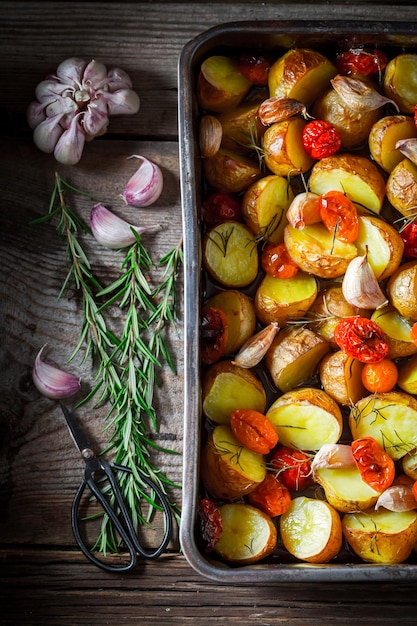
[231,322,279,368]
[83,59,108,89]
[106,67,133,91]
[54,114,85,165]
[27,101,46,130]
[258,96,308,126]
[286,191,321,229]
[103,89,140,116]
[396,138,417,168]
[33,345,81,399]
[375,484,417,512]
[33,114,65,153]
[121,155,163,207]
[331,74,399,112]
[55,57,88,85]
[342,252,388,310]
[311,443,356,480]
[82,98,109,137]
[35,79,70,102]
[199,114,223,158]
[90,203,160,249]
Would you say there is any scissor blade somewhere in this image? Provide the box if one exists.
[59,403,92,455]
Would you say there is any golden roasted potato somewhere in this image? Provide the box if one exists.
[369,115,417,173]
[280,496,342,563]
[201,425,267,501]
[205,290,256,355]
[349,391,417,460]
[398,355,417,395]
[284,223,357,279]
[202,360,267,424]
[319,350,366,406]
[242,174,293,243]
[268,48,336,105]
[266,387,342,451]
[387,260,417,321]
[313,462,381,513]
[197,55,252,113]
[308,153,386,214]
[214,503,277,563]
[383,54,417,114]
[203,148,260,194]
[217,101,266,154]
[371,305,417,359]
[203,221,258,288]
[355,214,404,281]
[342,508,417,564]
[263,118,315,177]
[266,326,330,393]
[386,158,417,217]
[254,272,318,326]
[402,448,417,480]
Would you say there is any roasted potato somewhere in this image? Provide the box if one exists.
[383,54,417,114]
[266,326,330,393]
[387,260,417,321]
[369,115,417,173]
[386,158,417,217]
[308,153,386,214]
[355,214,404,281]
[201,424,267,501]
[254,272,318,326]
[197,55,252,113]
[266,387,343,451]
[263,118,315,177]
[205,290,256,355]
[280,496,342,563]
[398,355,417,395]
[319,350,366,406]
[203,148,261,194]
[218,101,266,154]
[342,508,417,564]
[202,360,267,424]
[371,305,417,359]
[402,448,417,480]
[203,221,258,288]
[242,174,293,243]
[214,503,277,563]
[284,223,357,279]
[268,48,336,105]
[313,462,381,513]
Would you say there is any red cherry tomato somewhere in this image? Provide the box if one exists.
[200,306,228,364]
[361,359,398,393]
[413,480,417,503]
[335,49,388,75]
[401,221,417,259]
[261,242,298,279]
[301,120,341,160]
[202,192,242,226]
[230,408,278,455]
[237,52,272,85]
[318,190,359,243]
[334,317,389,363]
[351,437,395,492]
[270,445,312,491]
[198,498,222,552]
[248,473,291,517]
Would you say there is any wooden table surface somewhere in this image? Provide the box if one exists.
[1,2,417,624]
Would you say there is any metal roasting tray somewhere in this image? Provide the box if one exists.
[178,20,417,583]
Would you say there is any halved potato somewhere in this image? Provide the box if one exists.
[284,223,357,279]
[266,326,330,393]
[386,158,417,217]
[263,118,315,177]
[355,214,404,280]
[197,55,252,113]
[314,463,380,513]
[202,360,267,424]
[349,391,417,460]
[402,448,417,480]
[268,48,336,105]
[371,305,417,359]
[342,508,417,564]
[308,153,386,214]
[203,221,258,288]
[203,149,261,193]
[201,424,266,501]
[242,174,293,243]
[205,290,256,354]
[254,272,318,326]
[218,101,266,154]
[383,54,417,114]
[387,260,417,321]
[369,115,417,173]
[398,355,417,395]
[266,387,342,451]
[214,503,277,563]
[280,496,342,563]
[319,350,366,406]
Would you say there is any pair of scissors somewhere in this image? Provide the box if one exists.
[59,403,173,573]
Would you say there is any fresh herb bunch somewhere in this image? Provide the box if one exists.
[35,173,182,551]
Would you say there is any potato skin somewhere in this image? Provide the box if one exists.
[386,158,417,216]
[383,53,417,114]
[387,260,417,321]
[203,149,260,193]
[254,272,317,326]
[369,115,417,173]
[356,214,404,281]
[319,350,366,406]
[206,290,256,354]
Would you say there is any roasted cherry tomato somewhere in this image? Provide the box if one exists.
[411,322,417,347]
[198,498,222,553]
[270,445,312,491]
[202,191,242,226]
[261,242,298,279]
[318,190,359,243]
[230,408,278,455]
[361,359,398,393]
[414,105,417,129]
[413,480,417,504]
[248,472,291,517]
[334,317,389,363]
[335,48,388,76]
[237,52,272,85]
[401,221,417,259]
[301,119,342,160]
[200,305,228,364]
[351,437,395,492]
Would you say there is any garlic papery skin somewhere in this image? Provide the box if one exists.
[311,443,356,480]
[232,322,279,368]
[396,138,417,168]
[375,485,417,512]
[90,203,160,250]
[331,74,399,112]
[121,155,163,207]
[33,345,81,400]
[33,113,65,153]
[342,252,388,310]
[286,192,321,229]
[54,114,85,165]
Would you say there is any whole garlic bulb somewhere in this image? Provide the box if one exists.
[27,58,140,165]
